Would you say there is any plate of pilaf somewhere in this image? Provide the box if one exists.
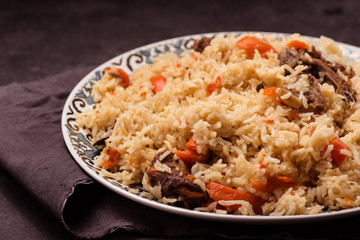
[62,32,360,223]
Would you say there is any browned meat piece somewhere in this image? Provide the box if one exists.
[279,46,357,107]
[306,46,356,103]
[309,46,322,59]
[310,58,356,103]
[146,151,207,209]
[192,37,214,53]
[303,74,326,112]
[280,48,300,68]
[277,74,325,113]
[330,62,355,79]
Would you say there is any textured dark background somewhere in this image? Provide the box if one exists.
[1,0,360,239]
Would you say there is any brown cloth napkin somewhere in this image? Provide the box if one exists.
[0,67,284,239]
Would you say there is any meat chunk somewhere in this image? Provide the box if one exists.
[277,74,325,113]
[192,37,214,53]
[280,48,300,68]
[330,62,355,79]
[310,58,356,103]
[306,47,356,104]
[303,74,326,112]
[279,46,357,109]
[146,151,207,209]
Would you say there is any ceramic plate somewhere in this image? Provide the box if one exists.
[62,32,360,223]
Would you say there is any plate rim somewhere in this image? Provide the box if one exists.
[61,31,360,223]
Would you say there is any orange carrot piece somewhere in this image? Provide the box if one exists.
[185,136,198,151]
[174,149,208,168]
[263,119,274,124]
[206,76,221,96]
[129,157,135,166]
[149,167,157,173]
[328,137,350,166]
[251,176,299,193]
[310,126,317,136]
[286,40,308,50]
[206,181,265,215]
[105,67,130,88]
[187,174,196,181]
[176,135,208,167]
[259,156,267,169]
[262,87,278,96]
[150,75,166,94]
[103,148,121,169]
[237,36,276,58]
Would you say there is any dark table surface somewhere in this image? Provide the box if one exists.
[2,0,360,239]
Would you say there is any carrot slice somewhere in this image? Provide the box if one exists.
[187,174,196,181]
[259,156,267,169]
[206,181,265,215]
[149,167,157,173]
[103,148,121,169]
[237,36,276,58]
[176,135,208,167]
[328,137,350,166]
[105,67,130,88]
[206,76,221,96]
[262,119,274,124]
[286,40,308,50]
[174,149,207,168]
[262,87,278,96]
[251,176,299,193]
[185,136,198,151]
[150,75,167,94]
